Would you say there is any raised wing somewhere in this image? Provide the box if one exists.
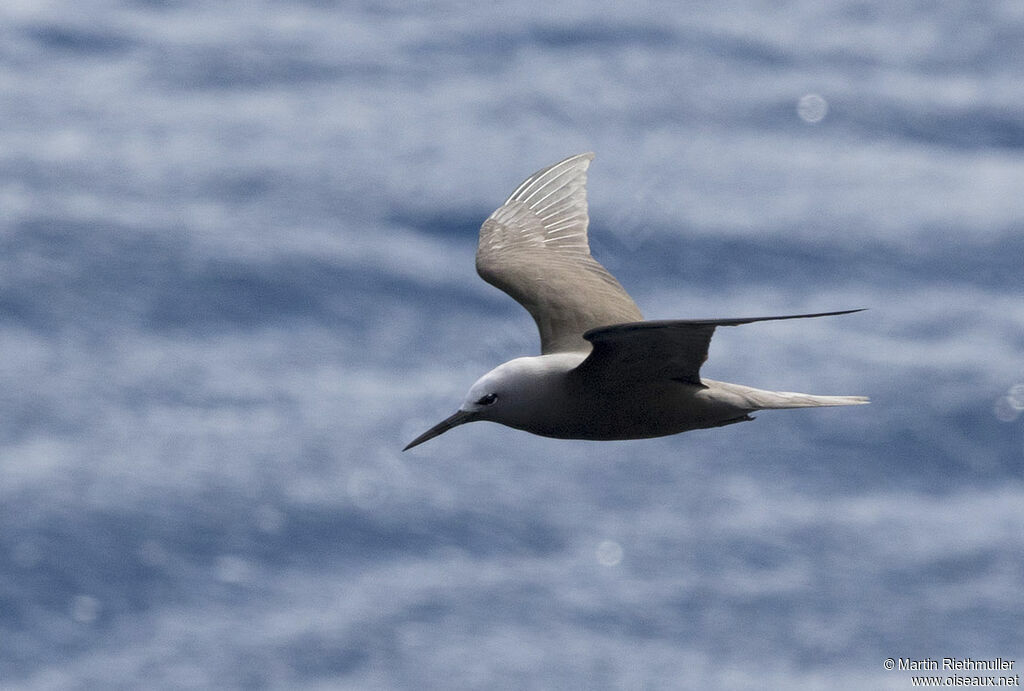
[572,310,865,387]
[475,153,644,354]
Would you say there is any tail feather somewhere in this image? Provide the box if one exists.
[744,390,869,409]
[703,380,869,411]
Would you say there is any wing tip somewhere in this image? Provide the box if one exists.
[582,309,868,341]
[544,151,596,176]
[561,151,595,163]
[503,152,596,206]
[709,308,869,326]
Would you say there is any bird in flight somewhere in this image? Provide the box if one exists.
[404,153,867,451]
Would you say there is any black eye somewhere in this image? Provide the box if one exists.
[475,393,498,406]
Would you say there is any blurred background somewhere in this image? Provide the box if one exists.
[1,1,1022,688]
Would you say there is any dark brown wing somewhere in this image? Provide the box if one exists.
[573,310,865,386]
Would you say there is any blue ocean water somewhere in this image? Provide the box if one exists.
[1,1,1022,688]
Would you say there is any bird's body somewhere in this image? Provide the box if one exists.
[441,353,862,442]
[470,352,748,440]
[405,153,867,451]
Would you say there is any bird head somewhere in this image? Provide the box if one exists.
[402,366,513,451]
[403,356,573,451]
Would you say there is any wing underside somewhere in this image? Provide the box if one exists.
[476,153,643,354]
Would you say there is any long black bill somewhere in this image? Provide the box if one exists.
[403,410,475,451]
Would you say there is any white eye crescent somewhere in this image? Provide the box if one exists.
[475,393,498,406]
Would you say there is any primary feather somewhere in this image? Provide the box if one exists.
[476,153,643,354]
